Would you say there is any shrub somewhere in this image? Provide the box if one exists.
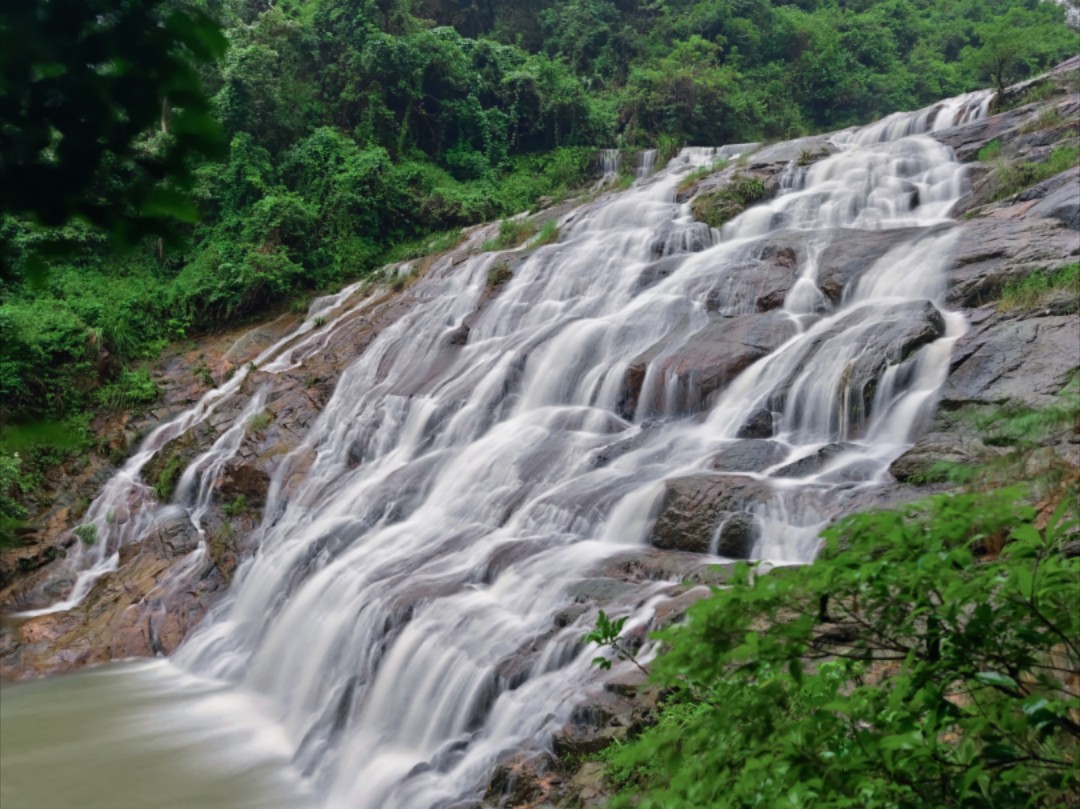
[0,453,29,547]
[483,218,538,252]
[486,260,513,289]
[73,523,98,546]
[95,369,159,411]
[533,219,560,246]
[246,410,274,433]
[977,140,1003,162]
[603,489,1080,808]
[998,262,1080,312]
[993,146,1080,201]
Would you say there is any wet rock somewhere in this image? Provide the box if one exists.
[634,254,689,291]
[737,407,776,439]
[766,300,946,430]
[590,548,737,588]
[589,426,654,468]
[649,221,715,257]
[615,360,649,421]
[889,432,987,483]
[708,439,788,472]
[0,539,226,680]
[483,754,554,808]
[773,443,858,478]
[151,514,200,557]
[940,310,1080,409]
[703,238,802,314]
[566,578,637,604]
[635,312,797,416]
[715,512,761,558]
[442,323,470,346]
[218,463,271,508]
[749,134,835,167]
[816,227,924,303]
[648,474,769,556]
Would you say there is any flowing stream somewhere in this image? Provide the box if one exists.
[1,90,991,808]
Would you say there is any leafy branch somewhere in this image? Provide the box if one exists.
[585,610,649,677]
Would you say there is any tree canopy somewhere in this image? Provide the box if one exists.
[0,0,1076,429]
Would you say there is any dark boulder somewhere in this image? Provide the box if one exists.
[736,407,776,439]
[708,439,788,473]
[648,474,770,557]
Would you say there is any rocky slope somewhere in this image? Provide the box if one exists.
[478,59,1080,809]
[0,56,1077,808]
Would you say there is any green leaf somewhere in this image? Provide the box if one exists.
[974,671,1018,689]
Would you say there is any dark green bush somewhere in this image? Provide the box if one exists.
[603,489,1080,808]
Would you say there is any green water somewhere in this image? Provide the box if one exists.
[0,661,313,809]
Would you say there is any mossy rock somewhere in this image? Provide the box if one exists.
[691,193,745,228]
[142,432,203,502]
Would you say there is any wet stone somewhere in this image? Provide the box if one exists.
[708,439,788,473]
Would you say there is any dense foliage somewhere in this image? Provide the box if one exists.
[0,0,1076,530]
[601,488,1080,807]
[3,1,1075,421]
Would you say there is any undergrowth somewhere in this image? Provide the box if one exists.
[992,145,1080,201]
[482,217,538,252]
[998,262,1080,312]
[598,488,1080,808]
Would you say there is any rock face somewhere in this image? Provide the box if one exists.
[622,312,797,418]
[648,474,769,557]
[941,307,1079,410]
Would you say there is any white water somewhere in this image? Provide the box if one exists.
[4,90,991,808]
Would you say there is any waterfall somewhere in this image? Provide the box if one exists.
[599,148,620,179]
[636,148,658,179]
[11,90,992,808]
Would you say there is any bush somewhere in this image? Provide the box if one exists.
[603,489,1080,808]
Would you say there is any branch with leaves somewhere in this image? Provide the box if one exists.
[584,610,649,677]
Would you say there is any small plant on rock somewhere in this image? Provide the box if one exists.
[585,610,649,676]
[246,410,273,434]
[73,523,97,546]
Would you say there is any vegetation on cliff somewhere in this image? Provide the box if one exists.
[2,0,1076,429]
[597,487,1079,807]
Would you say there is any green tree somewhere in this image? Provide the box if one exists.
[0,0,228,280]
[963,7,1067,95]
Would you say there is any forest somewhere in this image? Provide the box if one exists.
[1,0,1076,436]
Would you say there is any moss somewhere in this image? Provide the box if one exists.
[689,173,769,228]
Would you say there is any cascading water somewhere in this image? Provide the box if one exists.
[2,88,992,808]
[599,148,621,180]
[636,148,658,179]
